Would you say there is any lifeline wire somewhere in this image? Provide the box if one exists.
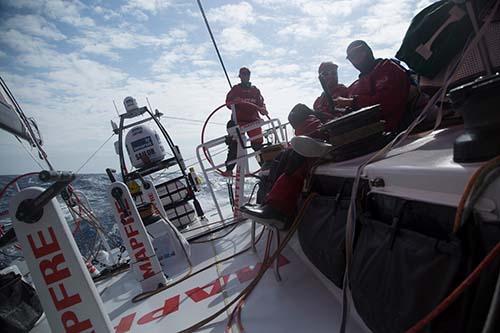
[162,115,226,126]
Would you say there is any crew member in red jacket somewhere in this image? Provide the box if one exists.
[313,62,348,121]
[222,67,268,176]
[242,42,413,225]
[335,40,410,131]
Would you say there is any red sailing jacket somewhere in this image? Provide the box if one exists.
[348,59,410,131]
[313,84,349,121]
[226,83,266,124]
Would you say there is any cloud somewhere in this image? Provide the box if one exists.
[300,1,356,17]
[277,17,330,39]
[122,0,174,15]
[258,1,364,41]
[250,60,301,77]
[4,0,94,27]
[0,29,52,54]
[169,28,189,39]
[93,6,120,20]
[355,0,413,47]
[219,27,263,55]
[207,2,257,27]
[47,57,128,95]
[3,15,66,40]
[253,0,370,14]
[0,29,81,70]
[71,27,177,60]
[151,43,211,73]
[44,0,94,26]
[251,0,292,7]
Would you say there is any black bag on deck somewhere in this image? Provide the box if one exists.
[0,272,43,333]
[298,179,352,287]
[396,0,496,79]
[395,1,473,78]
[350,194,462,333]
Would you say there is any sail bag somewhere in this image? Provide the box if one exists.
[350,194,462,332]
[0,272,43,333]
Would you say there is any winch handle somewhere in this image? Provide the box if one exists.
[39,170,75,182]
[15,170,76,224]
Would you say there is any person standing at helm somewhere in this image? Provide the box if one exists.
[335,40,411,131]
[222,67,268,177]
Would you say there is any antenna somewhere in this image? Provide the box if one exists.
[146,97,154,113]
[112,100,120,117]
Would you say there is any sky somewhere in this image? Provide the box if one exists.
[0,0,435,175]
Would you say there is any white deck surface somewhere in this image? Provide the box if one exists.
[31,211,369,333]
[313,126,498,209]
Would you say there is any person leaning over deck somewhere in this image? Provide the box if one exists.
[335,40,411,131]
[242,42,414,225]
[222,67,268,177]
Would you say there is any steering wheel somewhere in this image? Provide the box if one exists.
[200,101,267,177]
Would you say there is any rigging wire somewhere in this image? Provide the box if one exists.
[75,133,115,174]
[196,0,232,89]
[15,137,45,170]
[145,96,226,126]
[161,115,226,126]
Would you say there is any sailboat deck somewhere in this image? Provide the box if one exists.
[31,215,368,333]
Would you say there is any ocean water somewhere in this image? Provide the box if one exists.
[0,172,255,268]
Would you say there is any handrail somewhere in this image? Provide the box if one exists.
[196,117,285,221]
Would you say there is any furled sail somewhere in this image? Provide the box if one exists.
[0,76,42,146]
[0,93,31,143]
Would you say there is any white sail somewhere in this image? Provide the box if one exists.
[0,95,31,142]
[0,77,42,146]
